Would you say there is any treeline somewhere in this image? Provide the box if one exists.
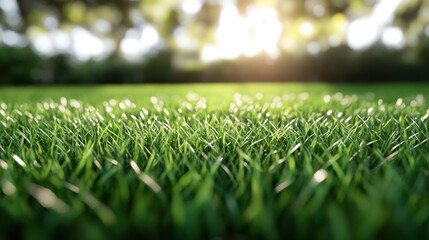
[1,45,429,85]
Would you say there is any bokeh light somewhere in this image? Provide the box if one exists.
[181,0,203,15]
[0,0,426,66]
[382,26,405,49]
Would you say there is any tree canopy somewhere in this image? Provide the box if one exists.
[0,0,429,84]
[0,0,425,64]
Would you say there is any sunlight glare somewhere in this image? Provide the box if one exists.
[299,21,314,37]
[174,27,199,51]
[281,37,296,51]
[2,30,27,47]
[200,44,222,62]
[0,0,21,28]
[121,37,140,58]
[29,28,71,56]
[372,0,403,25]
[312,4,325,18]
[43,16,59,30]
[307,41,321,55]
[72,27,105,61]
[347,0,405,50]
[216,4,245,60]
[244,6,282,58]
[33,35,54,56]
[120,25,160,60]
[381,26,404,49]
[203,4,282,62]
[347,17,378,50]
[51,30,71,52]
[328,35,341,47]
[93,19,112,35]
[181,0,203,15]
[141,25,160,50]
[0,0,19,13]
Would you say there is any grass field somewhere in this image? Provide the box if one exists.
[1,83,429,240]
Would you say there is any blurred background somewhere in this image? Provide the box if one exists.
[0,0,428,84]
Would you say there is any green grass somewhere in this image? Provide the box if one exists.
[1,83,429,240]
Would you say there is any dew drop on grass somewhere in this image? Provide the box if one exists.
[12,154,26,168]
[333,92,342,100]
[109,99,117,106]
[299,92,309,100]
[94,159,103,170]
[70,99,81,108]
[33,160,41,168]
[119,102,126,110]
[150,96,158,105]
[341,98,351,106]
[43,102,49,110]
[130,160,141,174]
[187,92,198,101]
[0,103,7,110]
[28,183,69,213]
[96,112,104,121]
[58,105,66,113]
[2,180,16,195]
[83,194,116,225]
[130,160,161,193]
[396,98,403,107]
[421,111,429,122]
[0,159,8,170]
[14,109,22,116]
[313,169,328,183]
[323,95,331,103]
[275,180,291,193]
[60,97,67,106]
[64,182,80,193]
[107,159,118,165]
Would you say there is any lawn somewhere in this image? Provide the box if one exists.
[1,83,429,240]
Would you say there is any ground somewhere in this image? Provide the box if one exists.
[0,83,429,240]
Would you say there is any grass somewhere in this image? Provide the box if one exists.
[1,83,429,240]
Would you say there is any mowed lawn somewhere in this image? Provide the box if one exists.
[1,83,429,240]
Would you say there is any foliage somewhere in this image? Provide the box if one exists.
[2,0,428,60]
[0,0,428,84]
[2,45,429,85]
[0,47,43,85]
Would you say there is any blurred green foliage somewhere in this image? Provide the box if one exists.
[0,0,428,84]
[1,45,428,84]
[0,47,42,84]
